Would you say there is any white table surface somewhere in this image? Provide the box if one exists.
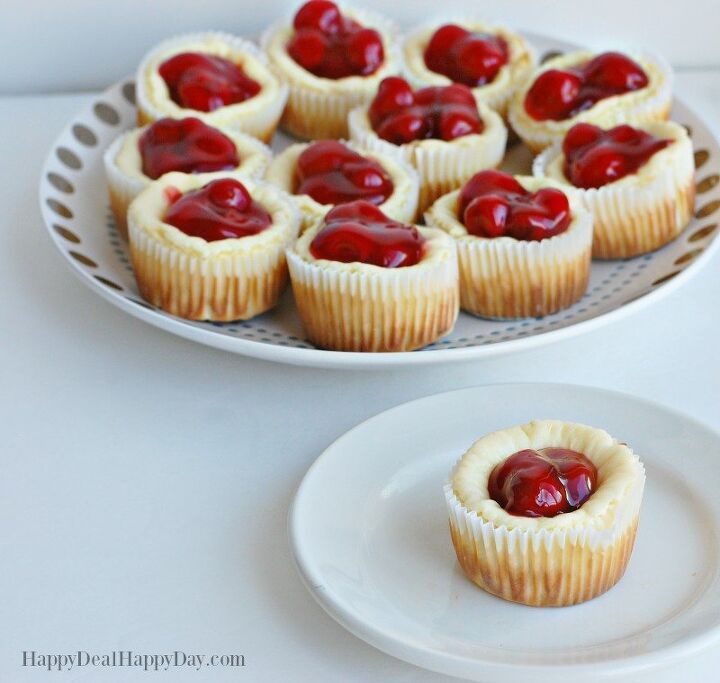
[2,69,720,682]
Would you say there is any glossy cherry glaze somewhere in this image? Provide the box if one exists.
[158,52,261,112]
[562,122,671,189]
[458,170,571,240]
[309,200,425,267]
[295,140,394,206]
[488,447,598,517]
[524,52,649,121]
[163,178,271,241]
[424,24,508,87]
[369,77,483,144]
[138,117,240,180]
[287,0,384,79]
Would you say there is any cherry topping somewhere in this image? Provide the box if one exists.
[138,117,239,180]
[163,178,271,241]
[524,51,649,121]
[309,200,425,267]
[424,24,509,87]
[294,0,342,32]
[369,77,483,144]
[562,122,671,189]
[158,52,261,112]
[295,140,394,206]
[459,170,571,240]
[488,447,598,517]
[287,0,384,79]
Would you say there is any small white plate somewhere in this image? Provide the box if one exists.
[291,384,720,681]
[38,32,720,369]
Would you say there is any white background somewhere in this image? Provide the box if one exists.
[2,0,719,93]
[3,2,720,682]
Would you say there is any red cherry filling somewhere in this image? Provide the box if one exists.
[287,0,384,79]
[458,170,571,240]
[524,51,649,121]
[488,447,598,517]
[562,122,671,189]
[424,24,508,87]
[369,77,483,144]
[158,52,261,112]
[295,140,394,206]
[138,117,240,180]
[309,200,425,267]
[163,178,271,241]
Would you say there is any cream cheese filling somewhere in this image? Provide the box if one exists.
[137,32,284,126]
[451,420,645,532]
[262,6,400,95]
[510,50,671,137]
[128,173,298,258]
[402,21,534,102]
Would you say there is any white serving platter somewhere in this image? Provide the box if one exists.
[39,33,720,368]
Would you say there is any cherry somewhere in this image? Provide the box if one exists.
[348,28,384,73]
[158,52,261,112]
[138,117,239,180]
[438,105,482,141]
[438,82,480,108]
[458,169,525,215]
[459,170,571,241]
[287,29,326,71]
[287,1,384,79]
[163,178,271,241]
[424,24,508,87]
[368,77,483,144]
[562,122,671,189]
[524,69,582,121]
[584,51,648,91]
[375,111,428,144]
[463,194,511,238]
[562,121,603,153]
[425,24,469,67]
[488,447,598,517]
[369,77,416,122]
[524,52,649,121]
[293,0,342,32]
[295,140,394,206]
[309,200,425,267]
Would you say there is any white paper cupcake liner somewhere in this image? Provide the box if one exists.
[135,31,289,143]
[261,7,401,140]
[348,101,507,212]
[286,224,458,351]
[445,481,643,606]
[508,50,673,153]
[446,419,646,607]
[128,174,299,321]
[264,140,420,232]
[533,122,695,259]
[401,19,536,119]
[425,178,592,318]
[104,125,272,240]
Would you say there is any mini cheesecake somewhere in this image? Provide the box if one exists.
[509,50,672,152]
[286,200,458,351]
[128,174,299,321]
[262,0,401,139]
[265,139,419,232]
[446,420,646,606]
[425,170,592,319]
[402,20,534,119]
[533,121,695,259]
[349,77,507,212]
[135,31,288,142]
[104,117,271,239]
